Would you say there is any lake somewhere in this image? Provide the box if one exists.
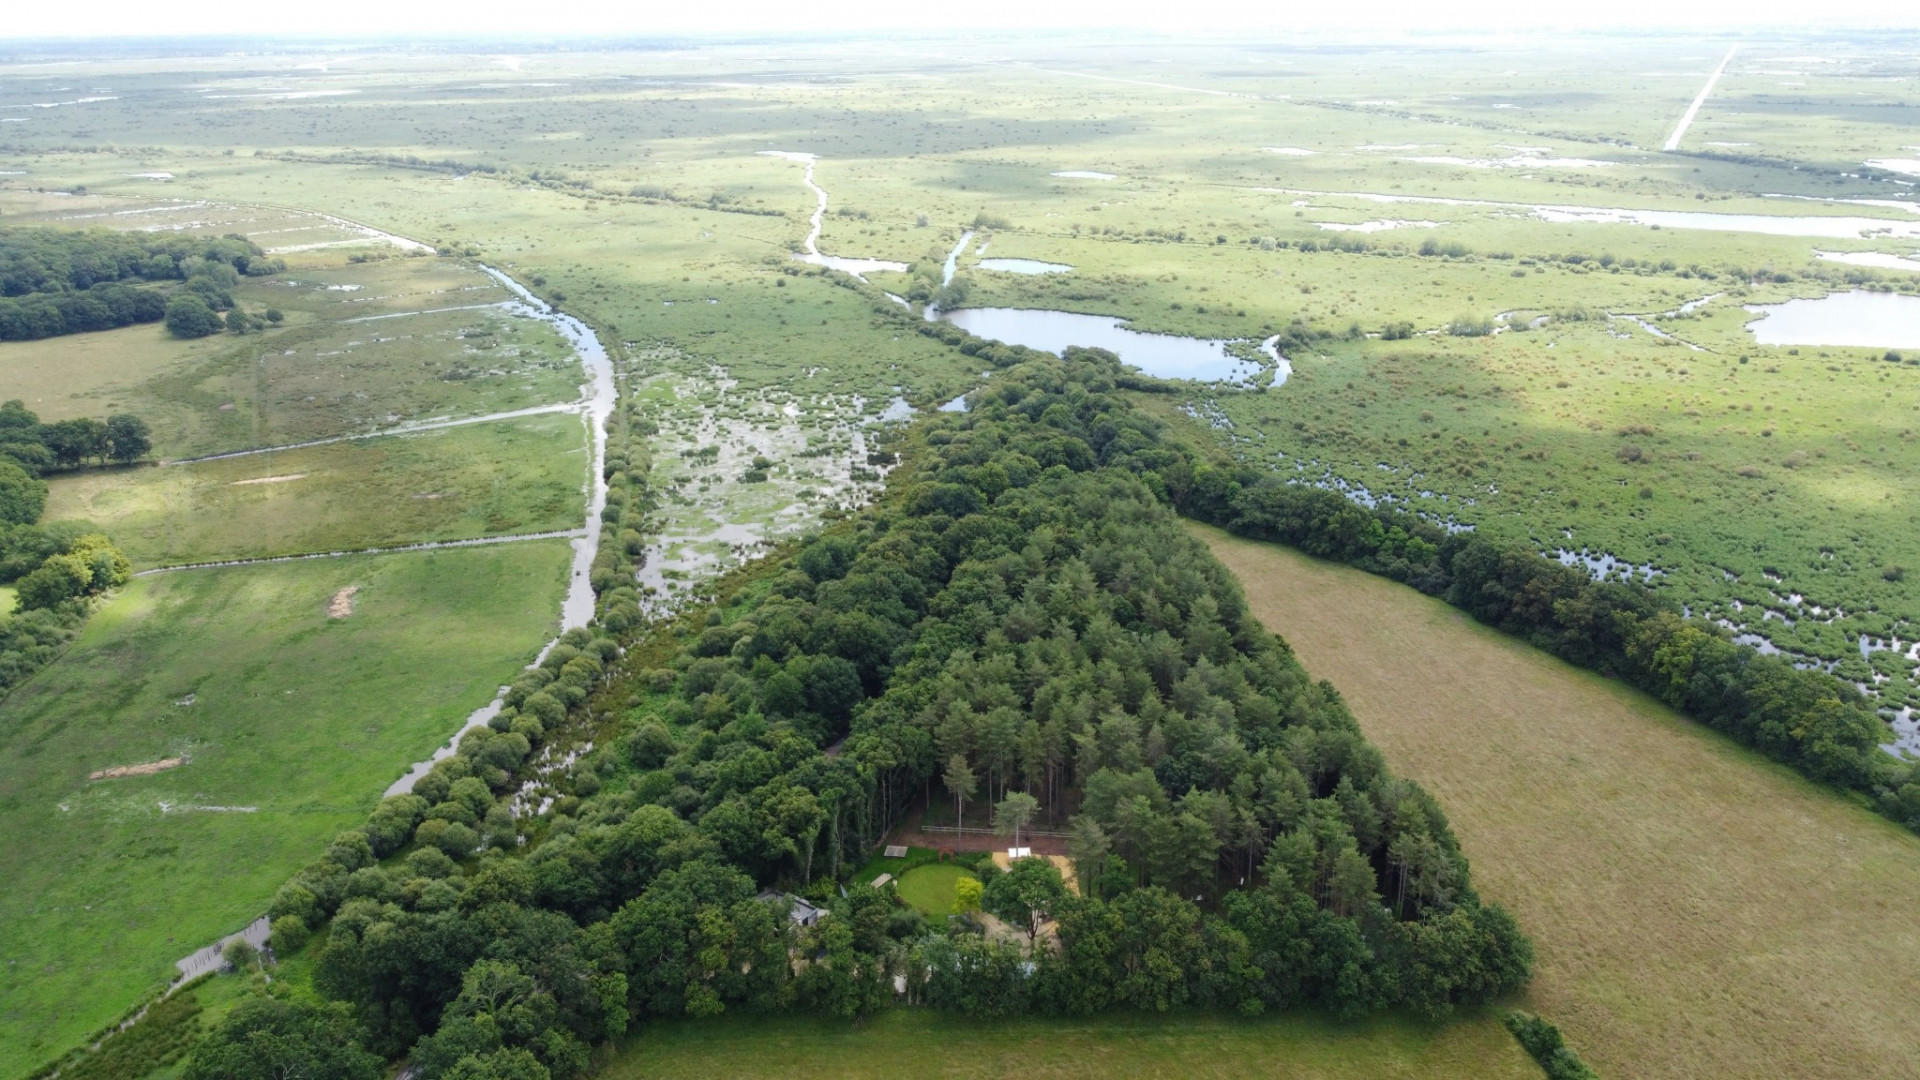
[1745,290,1920,348]
[937,307,1262,383]
[978,258,1072,274]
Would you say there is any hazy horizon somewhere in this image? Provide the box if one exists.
[5,0,1919,44]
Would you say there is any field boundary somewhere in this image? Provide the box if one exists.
[133,529,584,576]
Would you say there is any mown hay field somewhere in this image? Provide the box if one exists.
[1195,522,1920,1080]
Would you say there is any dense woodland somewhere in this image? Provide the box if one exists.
[832,274,1913,834]
[200,353,1531,1080]
[0,227,282,341]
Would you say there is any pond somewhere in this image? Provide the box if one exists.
[1817,250,1920,273]
[978,258,1072,274]
[1745,290,1920,348]
[936,307,1262,383]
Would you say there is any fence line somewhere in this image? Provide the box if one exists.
[914,824,1073,839]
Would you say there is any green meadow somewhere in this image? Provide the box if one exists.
[44,412,587,568]
[606,1008,1538,1080]
[0,541,571,1078]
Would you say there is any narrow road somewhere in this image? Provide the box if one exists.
[1664,45,1738,152]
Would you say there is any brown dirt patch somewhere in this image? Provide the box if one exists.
[89,757,185,781]
[327,585,359,619]
[228,473,308,486]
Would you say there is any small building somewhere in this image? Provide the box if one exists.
[756,889,827,927]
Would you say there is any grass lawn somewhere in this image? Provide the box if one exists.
[43,412,587,568]
[1194,522,1920,1080]
[0,540,571,1079]
[603,1007,1539,1080]
[893,864,975,918]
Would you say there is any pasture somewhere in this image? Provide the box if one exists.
[44,411,587,568]
[0,540,572,1078]
[3,43,1903,684]
[1196,522,1920,1080]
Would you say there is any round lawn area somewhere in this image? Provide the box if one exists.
[894,863,976,917]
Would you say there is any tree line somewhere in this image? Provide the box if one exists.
[0,227,285,342]
[1159,448,1908,830]
[190,352,1530,1080]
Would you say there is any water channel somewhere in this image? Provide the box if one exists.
[384,265,614,797]
[1278,187,1920,243]
[760,150,908,278]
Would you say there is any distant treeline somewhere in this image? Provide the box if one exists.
[0,227,283,342]
[270,150,503,175]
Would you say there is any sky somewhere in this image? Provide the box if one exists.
[6,0,1918,39]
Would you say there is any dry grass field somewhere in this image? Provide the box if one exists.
[1194,522,1920,1079]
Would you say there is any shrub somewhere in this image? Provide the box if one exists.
[0,460,45,526]
[1447,313,1494,337]
[269,915,311,955]
[221,939,258,973]
[163,294,222,338]
[1505,1012,1600,1079]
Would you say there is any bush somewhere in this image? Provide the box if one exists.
[1447,313,1494,337]
[0,460,46,525]
[163,294,222,338]
[221,939,258,973]
[1505,1012,1601,1079]
[269,915,311,955]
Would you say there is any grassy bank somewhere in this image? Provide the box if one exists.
[0,540,571,1078]
[1195,522,1920,1080]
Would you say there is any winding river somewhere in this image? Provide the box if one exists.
[383,266,614,796]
